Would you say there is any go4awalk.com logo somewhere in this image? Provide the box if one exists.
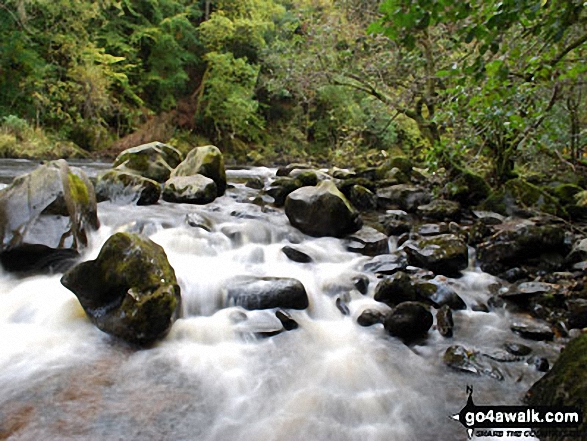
[451,386,584,439]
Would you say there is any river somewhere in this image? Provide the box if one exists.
[0,160,559,440]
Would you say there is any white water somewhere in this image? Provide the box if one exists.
[0,168,559,440]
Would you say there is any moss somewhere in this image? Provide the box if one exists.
[550,183,583,207]
[68,173,90,205]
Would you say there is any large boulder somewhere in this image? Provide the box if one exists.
[476,221,567,275]
[113,141,183,183]
[0,159,99,273]
[265,177,303,207]
[376,184,431,212]
[403,234,469,276]
[374,271,418,307]
[95,169,161,205]
[224,276,309,310]
[60,232,181,345]
[526,334,587,439]
[384,301,433,342]
[162,175,217,204]
[285,180,362,237]
[171,145,227,195]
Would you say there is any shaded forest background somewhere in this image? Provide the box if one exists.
[0,0,586,185]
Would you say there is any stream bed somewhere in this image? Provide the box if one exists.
[0,161,562,440]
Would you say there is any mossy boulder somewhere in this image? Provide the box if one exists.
[481,179,564,217]
[376,184,431,212]
[374,271,418,307]
[60,232,181,345]
[384,301,433,343]
[0,159,99,273]
[95,169,161,205]
[171,145,227,195]
[417,199,461,221]
[348,185,378,211]
[403,234,468,276]
[265,177,303,207]
[285,180,363,237]
[162,175,217,204]
[526,334,587,439]
[443,169,490,206]
[113,141,183,183]
[476,221,567,276]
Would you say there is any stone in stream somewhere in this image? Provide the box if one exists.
[503,342,532,357]
[265,177,303,207]
[415,280,467,310]
[362,251,408,276]
[510,321,555,341]
[353,275,369,295]
[95,169,161,205]
[384,301,433,343]
[60,232,181,346]
[416,200,461,221]
[376,184,432,212]
[403,234,469,277]
[443,345,504,380]
[374,271,418,307]
[171,145,227,195]
[344,226,389,256]
[224,276,309,310]
[436,305,454,337]
[379,210,411,236]
[281,245,313,263]
[285,180,362,238]
[0,159,99,274]
[112,141,183,183]
[162,175,217,204]
[347,185,378,211]
[357,309,387,327]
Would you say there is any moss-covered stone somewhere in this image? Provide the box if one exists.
[113,141,183,183]
[172,145,227,195]
[403,234,468,276]
[416,199,461,221]
[61,232,181,345]
[162,175,217,204]
[265,177,303,207]
[95,169,161,205]
[444,169,490,206]
[526,334,587,440]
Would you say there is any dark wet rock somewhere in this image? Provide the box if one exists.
[345,226,388,256]
[95,169,161,205]
[185,212,213,232]
[504,342,532,356]
[285,180,362,238]
[379,210,411,236]
[276,163,313,177]
[224,276,309,310]
[353,275,369,295]
[376,184,432,212]
[443,345,504,380]
[337,177,377,195]
[481,178,564,217]
[275,310,299,331]
[288,169,319,187]
[471,210,506,225]
[348,185,378,211]
[374,271,417,307]
[415,280,466,310]
[443,170,490,206]
[415,223,449,236]
[112,141,182,183]
[499,267,529,283]
[265,177,303,207]
[384,302,433,342]
[336,297,350,315]
[566,299,587,330]
[481,349,522,363]
[436,305,454,337]
[386,156,413,175]
[357,309,387,327]
[171,145,227,196]
[476,221,567,276]
[567,238,587,265]
[60,232,181,345]
[511,321,555,341]
[281,245,313,263]
[330,167,356,179]
[528,356,550,372]
[245,177,265,189]
[403,234,468,277]
[500,281,556,305]
[466,221,493,246]
[162,175,217,204]
[0,160,99,274]
[526,334,587,436]
[417,200,461,221]
[472,303,490,312]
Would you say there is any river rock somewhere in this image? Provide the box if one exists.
[95,169,161,205]
[417,200,461,221]
[436,305,454,337]
[0,159,99,273]
[60,232,181,345]
[403,234,468,276]
[379,210,411,236]
[348,185,378,211]
[444,345,504,380]
[476,221,567,275]
[376,184,431,212]
[415,223,449,236]
[285,180,362,237]
[281,245,313,263]
[171,145,227,195]
[362,251,409,275]
[265,177,303,207]
[224,276,309,310]
[566,299,587,330]
[185,212,214,231]
[357,309,387,327]
[566,238,587,265]
[112,141,183,183]
[526,334,587,438]
[345,226,388,256]
[503,342,532,356]
[415,280,466,310]
[374,271,417,307]
[511,321,554,341]
[162,175,217,204]
[384,301,433,342]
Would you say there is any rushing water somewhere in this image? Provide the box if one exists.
[0,162,561,440]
